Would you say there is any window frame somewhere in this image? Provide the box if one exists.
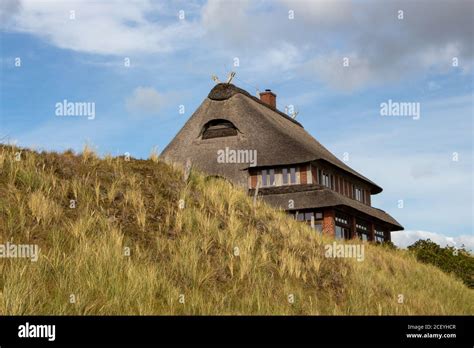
[261,169,268,187]
[269,169,275,186]
[201,119,238,139]
[321,172,331,188]
[375,230,385,243]
[282,168,288,185]
[289,167,297,184]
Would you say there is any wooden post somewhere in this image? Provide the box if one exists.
[369,222,375,241]
[350,215,357,239]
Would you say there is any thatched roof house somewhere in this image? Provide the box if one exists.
[162,83,403,241]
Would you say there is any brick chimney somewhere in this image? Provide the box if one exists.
[259,89,276,109]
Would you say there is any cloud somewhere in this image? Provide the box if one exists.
[302,52,375,92]
[0,0,21,24]
[2,0,472,90]
[125,86,167,117]
[202,0,474,90]
[1,0,202,55]
[392,230,474,252]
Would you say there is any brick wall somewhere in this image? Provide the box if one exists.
[322,209,335,237]
[249,170,257,189]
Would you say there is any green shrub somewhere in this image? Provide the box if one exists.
[408,239,474,288]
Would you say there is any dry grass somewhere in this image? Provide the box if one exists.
[0,144,472,315]
[28,191,62,225]
[149,146,160,163]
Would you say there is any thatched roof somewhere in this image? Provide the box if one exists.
[256,186,403,231]
[161,83,382,193]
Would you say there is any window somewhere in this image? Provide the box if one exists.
[312,211,323,234]
[269,169,275,186]
[282,168,288,185]
[290,167,297,184]
[261,169,268,187]
[335,213,350,240]
[321,172,331,188]
[282,167,297,185]
[356,222,369,241]
[354,187,363,202]
[294,211,323,233]
[201,119,238,139]
[335,226,350,240]
[375,230,385,243]
[262,169,275,187]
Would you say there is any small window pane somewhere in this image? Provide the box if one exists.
[282,168,288,185]
[262,170,267,187]
[375,230,384,242]
[290,168,296,184]
[269,169,275,186]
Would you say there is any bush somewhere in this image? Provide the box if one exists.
[408,239,474,288]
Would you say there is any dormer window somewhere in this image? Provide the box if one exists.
[201,119,238,139]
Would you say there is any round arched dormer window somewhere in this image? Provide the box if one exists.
[201,119,238,139]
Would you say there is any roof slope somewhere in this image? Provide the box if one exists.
[162,83,381,193]
[257,187,403,230]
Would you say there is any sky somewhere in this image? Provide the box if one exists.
[0,0,473,250]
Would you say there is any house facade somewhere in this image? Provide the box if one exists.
[161,83,403,242]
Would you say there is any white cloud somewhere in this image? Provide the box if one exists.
[2,0,472,90]
[303,52,375,92]
[125,87,167,117]
[392,230,474,252]
[2,0,202,55]
[201,0,474,90]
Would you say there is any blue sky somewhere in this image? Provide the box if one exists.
[1,0,473,249]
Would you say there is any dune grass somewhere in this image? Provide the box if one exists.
[0,144,472,315]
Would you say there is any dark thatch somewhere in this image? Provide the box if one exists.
[161,83,382,193]
[258,187,403,230]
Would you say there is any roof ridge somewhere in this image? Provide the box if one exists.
[208,83,303,127]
